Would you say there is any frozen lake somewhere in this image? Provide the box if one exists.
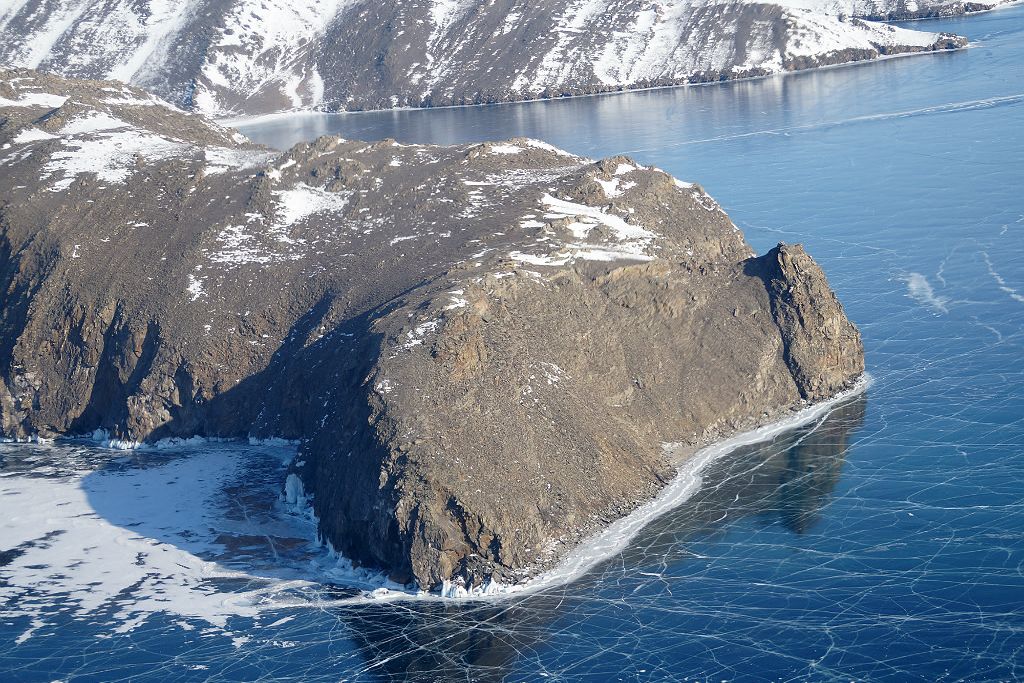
[3,5,1023,680]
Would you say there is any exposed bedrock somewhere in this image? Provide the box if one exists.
[302,241,864,588]
[0,70,864,589]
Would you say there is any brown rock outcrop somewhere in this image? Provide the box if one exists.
[0,70,863,589]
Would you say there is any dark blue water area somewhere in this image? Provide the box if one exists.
[3,7,1024,682]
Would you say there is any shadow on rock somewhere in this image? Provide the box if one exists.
[335,393,867,682]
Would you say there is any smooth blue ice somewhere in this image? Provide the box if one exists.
[2,6,1023,681]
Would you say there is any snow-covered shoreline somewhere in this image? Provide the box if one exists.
[0,374,871,646]
[220,43,970,134]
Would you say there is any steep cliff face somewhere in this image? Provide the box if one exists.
[0,0,969,117]
[0,69,863,588]
[754,243,865,401]
[302,241,864,588]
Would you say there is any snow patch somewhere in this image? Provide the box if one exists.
[187,274,206,301]
[205,147,276,175]
[905,272,949,313]
[594,176,637,198]
[42,129,187,192]
[403,320,440,349]
[11,127,57,144]
[488,143,523,155]
[522,139,580,158]
[0,92,67,108]
[445,289,469,310]
[59,112,131,135]
[274,183,351,227]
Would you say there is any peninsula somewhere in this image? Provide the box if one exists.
[0,69,864,589]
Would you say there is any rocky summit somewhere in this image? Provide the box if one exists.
[0,69,863,590]
[0,0,972,117]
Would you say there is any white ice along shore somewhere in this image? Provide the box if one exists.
[0,443,300,643]
[0,375,872,644]
[0,438,403,644]
[378,374,873,602]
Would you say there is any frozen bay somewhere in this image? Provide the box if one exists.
[3,5,1024,680]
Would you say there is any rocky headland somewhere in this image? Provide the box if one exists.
[0,69,863,590]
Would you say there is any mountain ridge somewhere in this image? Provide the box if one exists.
[0,0,978,117]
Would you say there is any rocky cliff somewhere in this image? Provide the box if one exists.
[0,0,970,117]
[0,69,863,589]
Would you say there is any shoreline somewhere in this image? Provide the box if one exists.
[0,373,872,614]
[884,0,1023,23]
[219,44,971,134]
[363,373,873,604]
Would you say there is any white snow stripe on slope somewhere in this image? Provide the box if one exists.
[199,0,359,115]
[106,0,207,83]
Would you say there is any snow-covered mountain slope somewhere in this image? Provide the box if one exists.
[768,0,1015,19]
[0,0,976,117]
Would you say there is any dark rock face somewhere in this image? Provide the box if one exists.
[305,243,865,588]
[0,69,863,589]
[0,0,970,117]
[340,395,866,681]
[754,244,865,401]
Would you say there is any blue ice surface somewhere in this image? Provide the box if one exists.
[3,5,1024,680]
